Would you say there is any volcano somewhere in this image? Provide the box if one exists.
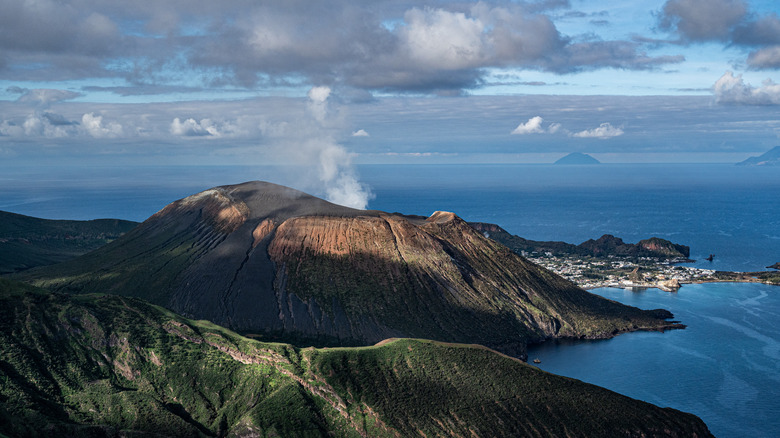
[21,181,681,357]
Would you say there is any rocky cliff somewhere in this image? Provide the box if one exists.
[19,181,681,358]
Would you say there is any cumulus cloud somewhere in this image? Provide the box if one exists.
[511,116,565,135]
[352,129,369,137]
[713,71,780,105]
[511,116,546,134]
[82,113,123,138]
[0,120,24,137]
[170,117,229,137]
[0,110,79,137]
[21,113,73,138]
[572,123,624,139]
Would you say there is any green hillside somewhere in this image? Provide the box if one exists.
[0,278,712,437]
[0,210,138,274]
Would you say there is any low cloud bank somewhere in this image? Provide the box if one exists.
[572,123,624,139]
[512,116,620,139]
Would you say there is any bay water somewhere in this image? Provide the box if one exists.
[1,162,779,436]
[528,283,780,438]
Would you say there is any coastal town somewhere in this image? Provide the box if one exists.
[468,222,780,292]
[523,252,780,291]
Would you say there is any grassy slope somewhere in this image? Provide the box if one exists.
[0,278,346,437]
[0,210,138,275]
[0,278,712,438]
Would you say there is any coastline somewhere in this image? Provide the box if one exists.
[583,277,780,292]
[526,253,780,292]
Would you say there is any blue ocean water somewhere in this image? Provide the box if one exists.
[527,284,780,438]
[1,163,779,436]
[361,164,780,272]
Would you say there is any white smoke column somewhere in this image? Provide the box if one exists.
[307,86,331,124]
[304,86,374,209]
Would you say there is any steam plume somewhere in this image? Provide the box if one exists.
[300,87,374,209]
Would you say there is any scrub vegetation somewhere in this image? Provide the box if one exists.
[0,278,712,437]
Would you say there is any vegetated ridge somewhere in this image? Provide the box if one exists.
[0,278,713,437]
[0,210,138,274]
[470,222,690,260]
[18,181,682,359]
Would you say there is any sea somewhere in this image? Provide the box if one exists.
[1,162,779,437]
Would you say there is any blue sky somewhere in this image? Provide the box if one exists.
[1,0,780,207]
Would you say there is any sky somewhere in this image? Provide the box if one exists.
[1,0,780,207]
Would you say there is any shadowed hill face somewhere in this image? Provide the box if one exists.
[0,280,713,438]
[19,181,681,357]
[0,210,138,274]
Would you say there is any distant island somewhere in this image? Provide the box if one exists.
[737,146,780,166]
[554,152,600,165]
